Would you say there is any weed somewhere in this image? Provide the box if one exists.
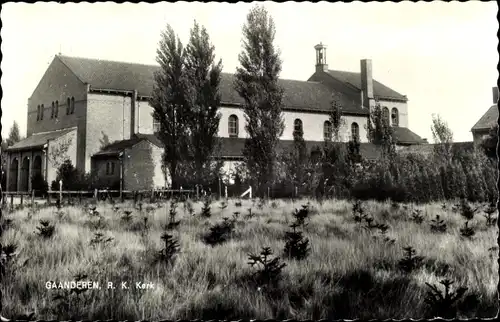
[89,232,114,248]
[430,215,447,233]
[411,209,424,224]
[483,201,497,227]
[235,200,242,207]
[424,279,468,318]
[247,247,286,287]
[292,203,311,227]
[203,218,236,246]
[459,221,475,239]
[184,199,195,216]
[121,210,133,223]
[201,196,212,218]
[398,246,425,274]
[166,198,180,230]
[156,232,180,265]
[36,220,55,239]
[457,199,479,221]
[244,208,254,219]
[283,223,310,260]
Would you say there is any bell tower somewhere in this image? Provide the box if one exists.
[314,42,328,73]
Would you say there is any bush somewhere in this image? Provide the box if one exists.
[31,172,48,196]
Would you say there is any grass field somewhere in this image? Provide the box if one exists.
[0,197,498,320]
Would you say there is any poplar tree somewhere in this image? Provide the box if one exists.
[367,101,395,157]
[184,20,223,186]
[150,25,190,189]
[6,121,21,147]
[234,5,285,197]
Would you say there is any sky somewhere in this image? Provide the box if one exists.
[1,1,498,143]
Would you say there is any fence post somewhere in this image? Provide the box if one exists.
[59,180,63,206]
[94,189,98,202]
[31,190,35,206]
[196,185,199,200]
[79,191,82,204]
[20,193,23,206]
[151,188,154,203]
[225,185,228,199]
[10,194,13,206]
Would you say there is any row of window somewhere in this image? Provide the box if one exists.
[383,107,399,126]
[36,97,76,121]
[152,108,399,140]
[228,114,361,141]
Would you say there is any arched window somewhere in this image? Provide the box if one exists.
[351,122,359,141]
[391,108,399,126]
[228,115,239,138]
[294,119,303,136]
[55,101,59,118]
[66,98,71,115]
[40,104,44,120]
[71,97,75,114]
[51,102,55,119]
[382,106,390,124]
[323,120,332,141]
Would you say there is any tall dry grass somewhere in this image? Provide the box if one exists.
[0,198,497,319]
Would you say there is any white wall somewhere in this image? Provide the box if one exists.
[218,107,370,142]
[135,100,155,134]
[378,100,409,128]
[47,128,78,184]
[86,93,132,172]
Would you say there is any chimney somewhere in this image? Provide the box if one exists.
[493,86,499,104]
[360,59,374,109]
[314,42,328,73]
[130,89,137,138]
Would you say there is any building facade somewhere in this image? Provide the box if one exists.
[471,86,499,144]
[5,43,425,192]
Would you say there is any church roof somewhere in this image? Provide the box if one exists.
[92,133,163,157]
[57,55,364,114]
[6,128,76,152]
[471,104,498,132]
[326,70,407,101]
[392,126,427,145]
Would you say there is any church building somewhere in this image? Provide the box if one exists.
[5,43,425,192]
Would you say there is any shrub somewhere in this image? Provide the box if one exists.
[200,196,212,218]
[398,246,424,274]
[430,215,447,233]
[283,223,310,260]
[31,172,48,196]
[203,218,236,246]
[247,247,286,287]
[424,279,468,318]
[156,232,180,265]
[36,220,55,239]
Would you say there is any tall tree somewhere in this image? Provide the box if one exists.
[289,124,308,188]
[367,101,395,157]
[234,5,285,197]
[150,24,190,189]
[184,20,224,186]
[6,121,21,147]
[430,113,453,162]
[329,92,344,142]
